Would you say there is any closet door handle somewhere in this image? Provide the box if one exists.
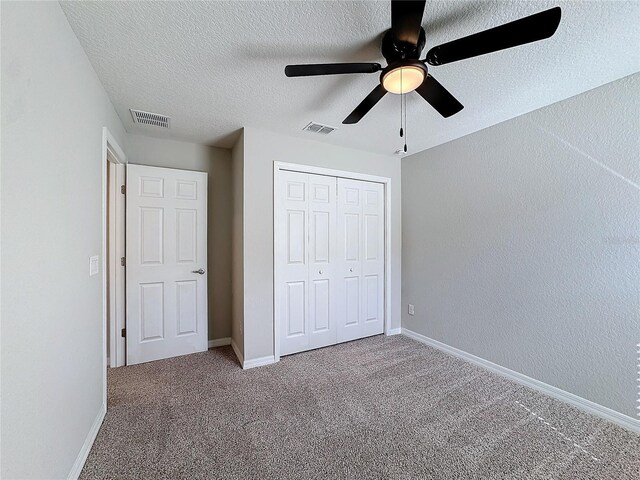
[192,268,205,275]
[349,268,353,273]
[319,270,323,275]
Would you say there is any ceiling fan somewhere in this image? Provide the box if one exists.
[285,1,561,124]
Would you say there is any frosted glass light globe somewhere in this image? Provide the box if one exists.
[382,66,425,94]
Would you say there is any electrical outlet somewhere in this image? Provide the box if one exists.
[408,304,415,316]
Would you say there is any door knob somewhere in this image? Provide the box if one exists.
[192,268,205,275]
[349,268,353,272]
[319,270,323,274]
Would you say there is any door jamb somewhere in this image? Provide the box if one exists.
[108,163,126,368]
[102,127,127,407]
[272,161,392,363]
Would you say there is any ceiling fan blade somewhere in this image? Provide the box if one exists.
[343,84,387,124]
[425,7,561,66]
[391,0,426,45]
[285,63,381,77]
[415,75,463,118]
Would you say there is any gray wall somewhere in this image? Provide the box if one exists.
[401,74,640,419]
[241,127,402,362]
[231,131,245,357]
[126,134,233,341]
[1,2,127,478]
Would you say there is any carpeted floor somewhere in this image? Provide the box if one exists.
[81,335,639,479]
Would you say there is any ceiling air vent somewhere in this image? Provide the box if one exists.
[303,122,336,135]
[130,109,171,128]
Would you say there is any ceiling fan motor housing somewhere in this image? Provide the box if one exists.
[382,27,427,62]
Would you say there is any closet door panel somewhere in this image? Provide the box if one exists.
[336,178,363,342]
[308,174,337,349]
[361,181,385,336]
[337,179,384,342]
[277,171,310,355]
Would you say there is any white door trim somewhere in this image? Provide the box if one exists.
[102,127,127,407]
[273,161,392,362]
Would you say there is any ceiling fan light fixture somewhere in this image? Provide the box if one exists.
[382,64,425,94]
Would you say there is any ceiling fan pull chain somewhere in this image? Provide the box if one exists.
[399,68,403,138]
[403,90,408,153]
[402,93,407,153]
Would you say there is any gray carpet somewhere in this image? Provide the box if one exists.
[81,335,639,479]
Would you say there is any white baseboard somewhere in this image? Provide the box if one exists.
[386,327,402,336]
[243,355,277,370]
[208,337,231,348]
[229,338,276,369]
[402,328,640,434]
[67,402,106,480]
[231,338,244,367]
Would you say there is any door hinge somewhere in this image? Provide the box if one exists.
[120,256,126,267]
[120,184,126,194]
[121,328,126,338]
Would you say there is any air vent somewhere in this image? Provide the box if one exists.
[303,122,336,135]
[130,109,171,129]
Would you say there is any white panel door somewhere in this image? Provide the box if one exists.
[337,178,384,342]
[360,181,385,337]
[276,170,310,355]
[276,171,338,355]
[126,165,208,365]
[307,174,337,350]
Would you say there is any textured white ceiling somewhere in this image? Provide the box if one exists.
[60,1,639,155]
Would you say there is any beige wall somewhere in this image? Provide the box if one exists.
[1,2,127,478]
[126,134,233,341]
[401,74,640,419]
[240,127,402,362]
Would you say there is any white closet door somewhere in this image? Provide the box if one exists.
[276,171,338,356]
[276,171,310,355]
[276,170,384,356]
[126,164,208,365]
[307,175,338,350]
[336,178,384,342]
[336,178,363,342]
[360,181,385,337]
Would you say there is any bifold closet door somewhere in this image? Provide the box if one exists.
[276,171,337,356]
[336,178,385,343]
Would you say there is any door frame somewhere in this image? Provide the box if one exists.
[102,127,127,405]
[273,161,393,362]
[107,161,126,368]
